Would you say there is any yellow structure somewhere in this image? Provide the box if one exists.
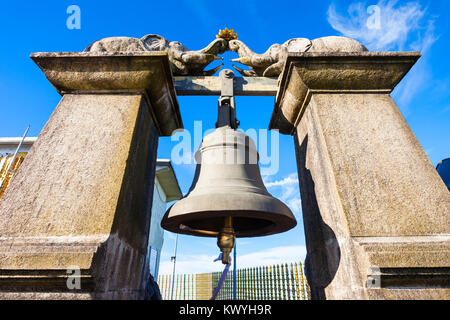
[0,137,36,199]
[0,152,27,198]
[216,28,238,41]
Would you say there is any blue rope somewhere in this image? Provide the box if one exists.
[210,253,231,300]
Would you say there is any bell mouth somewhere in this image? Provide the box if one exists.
[161,209,296,238]
[182,215,273,236]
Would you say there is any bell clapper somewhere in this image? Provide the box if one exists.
[179,224,218,236]
[217,216,235,264]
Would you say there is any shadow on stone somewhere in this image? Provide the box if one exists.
[89,99,160,299]
[295,133,340,300]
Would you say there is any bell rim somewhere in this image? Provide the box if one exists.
[161,209,297,238]
[161,197,297,238]
[163,128,297,238]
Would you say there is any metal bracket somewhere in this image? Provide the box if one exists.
[216,69,239,129]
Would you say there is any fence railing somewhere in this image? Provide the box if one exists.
[158,261,310,300]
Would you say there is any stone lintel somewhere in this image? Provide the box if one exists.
[173,76,278,96]
[270,51,421,134]
[31,51,183,136]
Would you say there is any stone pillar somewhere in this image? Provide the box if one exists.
[270,52,450,299]
[0,52,182,299]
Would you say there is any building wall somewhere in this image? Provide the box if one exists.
[0,139,34,157]
[146,178,168,280]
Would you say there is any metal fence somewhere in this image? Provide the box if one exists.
[158,261,310,300]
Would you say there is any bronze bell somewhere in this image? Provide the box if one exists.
[162,69,296,264]
[161,126,297,263]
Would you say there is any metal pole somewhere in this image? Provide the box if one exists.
[233,240,237,300]
[170,233,178,300]
[5,125,30,175]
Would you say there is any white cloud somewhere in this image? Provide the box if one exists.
[264,173,298,188]
[158,245,307,275]
[327,0,433,51]
[264,173,302,218]
[287,198,302,215]
[327,1,437,114]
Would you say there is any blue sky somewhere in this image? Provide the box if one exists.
[0,0,448,274]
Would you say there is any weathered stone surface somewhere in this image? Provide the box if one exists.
[275,52,450,299]
[229,38,311,77]
[229,36,367,77]
[270,51,420,134]
[31,52,182,136]
[84,35,228,76]
[0,53,181,299]
[85,36,148,52]
[309,36,368,53]
[174,75,279,96]
[0,94,158,299]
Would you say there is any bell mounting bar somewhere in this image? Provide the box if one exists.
[216,69,238,129]
[173,75,278,96]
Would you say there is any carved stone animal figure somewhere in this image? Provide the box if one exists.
[308,36,368,53]
[229,36,368,77]
[229,38,311,77]
[84,34,228,76]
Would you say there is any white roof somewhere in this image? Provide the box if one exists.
[0,137,37,145]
